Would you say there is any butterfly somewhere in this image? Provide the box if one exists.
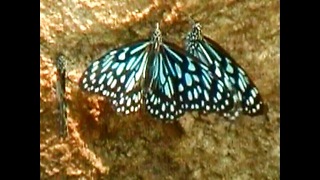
[79,23,235,122]
[55,54,68,137]
[185,22,264,120]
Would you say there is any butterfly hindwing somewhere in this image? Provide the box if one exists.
[108,89,142,115]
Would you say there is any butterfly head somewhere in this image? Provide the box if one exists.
[190,22,202,40]
[151,23,163,50]
[185,22,203,51]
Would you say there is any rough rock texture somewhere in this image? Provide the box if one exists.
[40,0,279,179]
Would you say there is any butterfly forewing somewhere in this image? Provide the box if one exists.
[79,40,151,114]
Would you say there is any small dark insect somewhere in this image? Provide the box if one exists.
[185,22,265,120]
[55,54,68,137]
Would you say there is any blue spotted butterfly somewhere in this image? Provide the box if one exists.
[185,22,264,120]
[79,23,235,121]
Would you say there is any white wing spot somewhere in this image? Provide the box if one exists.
[193,89,198,99]
[106,71,112,79]
[110,79,117,89]
[119,98,124,105]
[251,89,257,98]
[89,73,96,80]
[193,75,200,82]
[185,73,192,86]
[215,68,221,78]
[217,92,222,100]
[120,75,126,83]
[170,104,174,112]
[109,50,117,55]
[237,91,243,101]
[118,51,126,60]
[178,84,184,92]
[188,91,193,101]
[99,84,104,91]
[162,104,166,112]
[204,90,209,101]
[188,62,196,71]
[127,98,131,107]
[226,64,234,74]
[197,85,202,93]
[249,96,254,105]
[116,63,126,75]
[84,83,88,89]
[225,99,229,106]
[98,74,106,84]
[82,78,87,84]
[107,76,113,86]
[229,77,235,84]
[165,113,169,118]
[111,62,119,69]
[217,83,223,93]
[175,63,182,78]
[256,104,260,110]
[252,108,256,113]
[238,79,245,92]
